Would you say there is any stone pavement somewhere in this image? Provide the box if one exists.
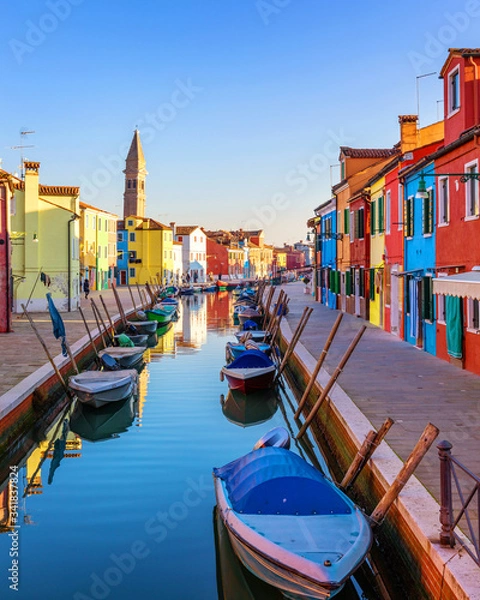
[0,287,141,398]
[280,282,480,506]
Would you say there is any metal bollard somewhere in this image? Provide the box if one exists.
[437,440,455,547]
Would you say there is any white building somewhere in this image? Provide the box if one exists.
[172,240,183,284]
[173,225,207,283]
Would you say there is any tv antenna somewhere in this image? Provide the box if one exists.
[10,129,35,178]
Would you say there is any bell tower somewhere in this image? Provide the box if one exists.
[123,130,147,218]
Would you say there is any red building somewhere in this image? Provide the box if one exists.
[0,172,14,333]
[431,49,480,374]
[205,235,228,279]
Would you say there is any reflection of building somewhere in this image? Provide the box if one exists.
[0,480,16,533]
[177,295,207,348]
[148,325,176,356]
[135,368,149,425]
[206,290,232,330]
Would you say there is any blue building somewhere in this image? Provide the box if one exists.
[402,161,436,355]
[116,222,129,285]
[315,198,338,309]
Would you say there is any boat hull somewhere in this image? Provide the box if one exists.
[222,366,276,394]
[69,370,138,409]
[127,320,158,335]
[98,347,146,369]
[145,309,174,325]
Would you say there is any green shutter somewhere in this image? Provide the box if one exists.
[345,271,351,295]
[359,268,365,297]
[344,209,349,234]
[335,271,340,294]
[370,268,375,300]
[371,201,376,235]
[378,196,384,233]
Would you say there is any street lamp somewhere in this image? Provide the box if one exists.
[415,170,479,198]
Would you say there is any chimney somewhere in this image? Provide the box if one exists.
[170,221,176,236]
[398,115,418,153]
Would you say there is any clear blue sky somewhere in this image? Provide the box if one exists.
[1,0,479,245]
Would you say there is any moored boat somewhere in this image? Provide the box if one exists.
[98,346,147,369]
[69,395,136,441]
[220,349,276,394]
[234,330,272,343]
[238,309,263,326]
[220,388,278,427]
[68,369,138,409]
[126,319,158,335]
[213,447,373,599]
[145,308,175,325]
[225,340,271,362]
[252,426,290,450]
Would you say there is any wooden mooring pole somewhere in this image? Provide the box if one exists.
[340,418,395,491]
[99,294,116,336]
[370,422,439,526]
[78,306,99,360]
[21,305,73,398]
[112,284,128,328]
[127,284,137,312]
[90,299,108,348]
[276,307,313,379]
[296,325,366,439]
[294,312,343,419]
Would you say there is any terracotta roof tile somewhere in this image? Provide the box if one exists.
[175,225,199,235]
[340,147,398,159]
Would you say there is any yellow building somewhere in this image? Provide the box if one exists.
[125,216,173,285]
[368,176,386,327]
[79,202,118,290]
[10,161,80,312]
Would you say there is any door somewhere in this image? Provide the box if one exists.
[120,270,127,285]
[354,269,361,316]
[390,267,399,336]
[341,272,346,312]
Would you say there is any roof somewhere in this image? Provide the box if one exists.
[135,217,171,230]
[440,48,480,77]
[175,225,200,235]
[126,129,146,166]
[340,147,398,159]
[80,201,119,217]
[433,269,480,300]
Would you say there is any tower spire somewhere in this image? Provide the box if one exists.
[123,129,147,219]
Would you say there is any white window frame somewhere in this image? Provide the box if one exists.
[437,294,446,325]
[385,189,391,235]
[398,183,403,231]
[467,298,480,332]
[465,159,479,220]
[448,65,461,117]
[438,177,449,226]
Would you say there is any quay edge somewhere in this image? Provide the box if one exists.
[278,316,480,600]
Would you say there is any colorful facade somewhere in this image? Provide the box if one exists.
[125,216,173,285]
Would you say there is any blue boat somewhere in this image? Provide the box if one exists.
[225,340,272,362]
[220,349,276,394]
[214,447,372,599]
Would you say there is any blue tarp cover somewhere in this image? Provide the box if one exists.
[226,349,273,370]
[242,319,259,331]
[214,447,351,516]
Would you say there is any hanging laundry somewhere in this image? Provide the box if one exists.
[40,272,51,287]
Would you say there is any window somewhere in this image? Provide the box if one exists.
[354,208,365,239]
[370,201,376,236]
[378,196,384,233]
[398,183,403,231]
[405,196,414,237]
[117,250,124,261]
[341,160,345,180]
[194,236,197,242]
[127,220,133,226]
[98,218,102,231]
[422,189,433,235]
[438,177,449,225]
[465,161,479,218]
[343,208,349,234]
[133,180,137,189]
[129,232,136,242]
[127,180,131,189]
[369,268,375,300]
[422,276,433,321]
[349,211,354,238]
[85,215,89,229]
[117,232,124,242]
[467,298,480,331]
[178,235,183,242]
[385,190,391,235]
[92,216,96,229]
[129,268,136,278]
[359,267,365,297]
[437,294,446,324]
[449,66,460,114]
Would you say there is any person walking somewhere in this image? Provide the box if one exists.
[83,278,90,299]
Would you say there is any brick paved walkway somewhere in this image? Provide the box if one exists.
[281,282,480,506]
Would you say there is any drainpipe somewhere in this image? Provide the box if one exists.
[68,213,79,312]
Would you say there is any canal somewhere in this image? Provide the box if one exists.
[0,292,380,599]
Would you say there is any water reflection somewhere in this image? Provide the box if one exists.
[69,396,136,443]
[220,389,278,428]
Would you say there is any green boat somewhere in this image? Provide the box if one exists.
[145,308,174,325]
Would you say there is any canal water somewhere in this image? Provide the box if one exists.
[0,292,377,600]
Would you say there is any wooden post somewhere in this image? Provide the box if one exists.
[93,298,113,345]
[437,440,455,547]
[276,307,312,378]
[99,294,116,336]
[370,422,440,526]
[21,305,73,398]
[127,284,137,312]
[297,326,366,439]
[112,284,127,327]
[340,418,395,490]
[267,290,284,332]
[262,286,275,329]
[294,312,343,419]
[90,299,107,348]
[78,306,99,358]
[136,283,147,309]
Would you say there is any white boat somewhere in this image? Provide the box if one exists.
[68,370,138,409]
[214,447,372,599]
[98,346,147,368]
